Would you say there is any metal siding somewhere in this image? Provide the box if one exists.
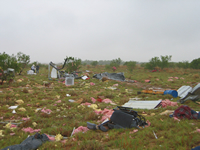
[191,83,200,95]
[177,85,192,98]
[122,100,162,110]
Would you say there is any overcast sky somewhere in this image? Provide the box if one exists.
[1,1,200,63]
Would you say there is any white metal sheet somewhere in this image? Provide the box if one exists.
[177,85,192,98]
[122,100,162,109]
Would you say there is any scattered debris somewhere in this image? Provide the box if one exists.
[161,99,178,108]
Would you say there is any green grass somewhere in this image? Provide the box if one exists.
[0,65,200,150]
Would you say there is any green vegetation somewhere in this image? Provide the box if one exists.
[124,61,137,72]
[145,55,172,70]
[190,58,200,69]
[90,61,98,67]
[65,56,82,73]
[1,56,200,149]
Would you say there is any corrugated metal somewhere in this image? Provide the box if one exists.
[178,83,200,103]
[177,85,192,98]
[191,83,200,95]
[122,100,162,110]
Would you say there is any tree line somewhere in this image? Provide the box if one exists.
[1,52,200,75]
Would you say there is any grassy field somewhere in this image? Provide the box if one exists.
[0,65,200,150]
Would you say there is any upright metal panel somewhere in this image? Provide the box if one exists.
[177,85,192,98]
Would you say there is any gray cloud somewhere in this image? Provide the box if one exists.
[1,0,200,63]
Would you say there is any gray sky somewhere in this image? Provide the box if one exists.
[1,0,200,63]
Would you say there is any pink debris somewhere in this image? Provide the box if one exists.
[168,79,173,81]
[174,77,179,79]
[145,80,150,83]
[91,97,96,103]
[56,100,62,103]
[10,133,15,136]
[113,84,118,87]
[129,129,138,134]
[54,104,57,106]
[22,127,41,133]
[145,120,151,127]
[81,102,91,106]
[61,140,67,143]
[0,117,3,120]
[10,116,15,120]
[94,108,114,122]
[180,77,184,79]
[45,134,55,141]
[196,129,200,133]
[102,98,113,104]
[27,104,31,106]
[156,79,159,81]
[173,117,180,121]
[161,99,178,108]
[73,126,89,135]
[10,124,17,128]
[41,107,52,114]
[22,117,30,121]
[90,82,95,86]
[112,66,116,71]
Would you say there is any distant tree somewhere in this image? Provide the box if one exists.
[17,52,30,75]
[0,52,20,72]
[145,56,161,70]
[65,57,82,73]
[176,61,190,69]
[124,61,137,72]
[105,64,111,70]
[91,61,98,67]
[0,52,19,84]
[82,62,87,66]
[160,55,172,69]
[110,58,122,68]
[145,55,172,70]
[190,58,200,69]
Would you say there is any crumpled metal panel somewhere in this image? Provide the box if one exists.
[122,100,162,109]
[179,83,200,103]
[191,83,200,95]
[177,85,192,98]
[93,72,125,81]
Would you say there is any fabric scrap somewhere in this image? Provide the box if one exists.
[73,126,89,135]
[0,130,4,137]
[22,127,41,133]
[55,134,63,141]
[15,100,24,104]
[90,82,95,86]
[173,105,198,119]
[22,117,30,121]
[41,107,52,114]
[94,108,114,122]
[129,129,138,134]
[91,97,96,103]
[18,107,26,112]
[56,100,62,103]
[81,102,91,106]
[161,99,178,108]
